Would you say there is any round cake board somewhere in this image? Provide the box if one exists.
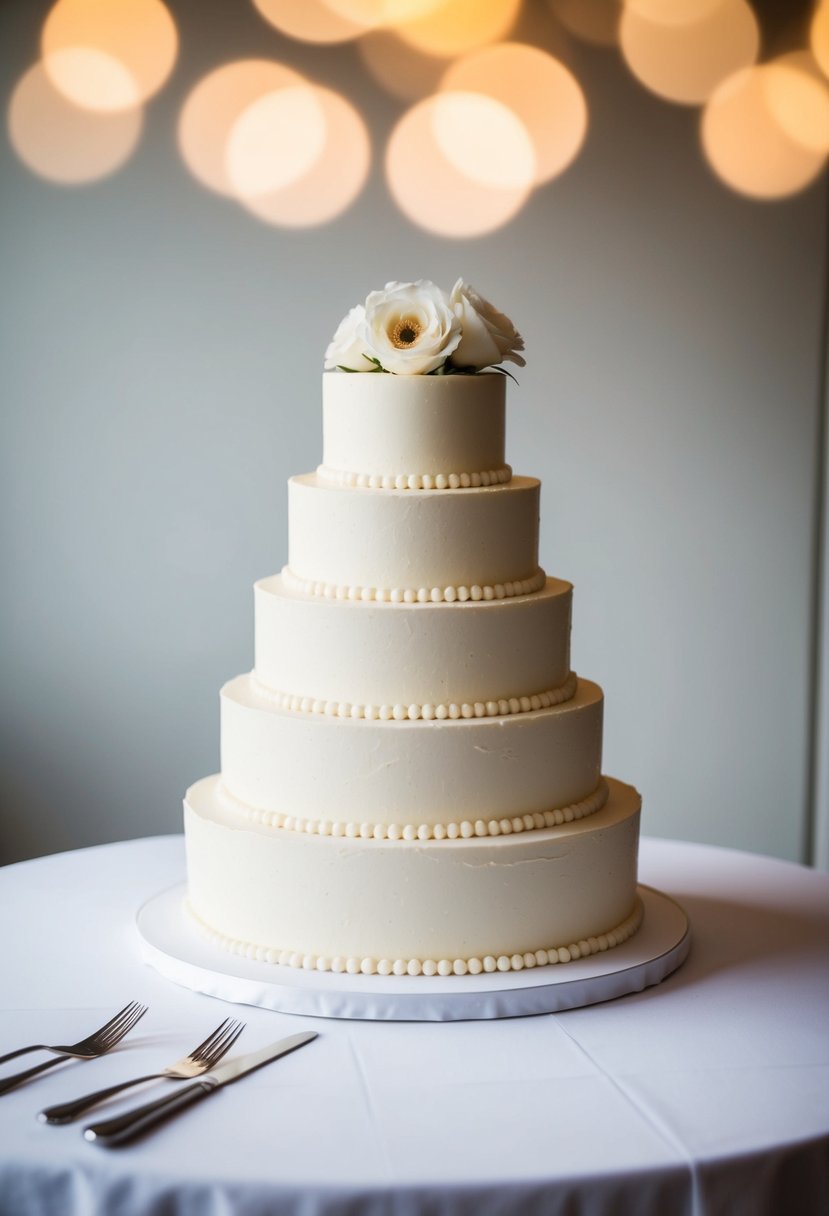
[135,884,690,1021]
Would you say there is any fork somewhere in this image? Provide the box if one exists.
[0,1002,147,1067]
[0,1002,147,1097]
[38,1017,245,1124]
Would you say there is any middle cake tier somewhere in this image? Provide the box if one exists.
[254,573,572,708]
[287,473,541,594]
[221,674,604,829]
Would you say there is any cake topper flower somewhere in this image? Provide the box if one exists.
[325,278,524,375]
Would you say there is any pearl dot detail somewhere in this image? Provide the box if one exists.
[283,567,547,605]
[317,464,512,491]
[185,898,644,983]
[249,668,576,727]
[218,776,609,844]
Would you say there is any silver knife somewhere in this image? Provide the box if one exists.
[83,1031,318,1146]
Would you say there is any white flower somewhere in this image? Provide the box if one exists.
[448,279,525,370]
[324,305,375,372]
[361,279,462,375]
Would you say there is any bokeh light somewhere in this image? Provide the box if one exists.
[546,0,620,46]
[234,85,371,227]
[386,91,534,237]
[42,0,177,112]
[431,91,535,190]
[442,43,587,184]
[12,0,821,216]
[322,0,447,30]
[358,30,446,101]
[701,65,827,199]
[763,53,829,156]
[40,47,139,112]
[8,59,142,183]
[252,0,364,44]
[813,2,829,80]
[394,0,522,59]
[620,0,759,105]
[623,0,722,25]
[226,86,328,198]
[178,60,306,196]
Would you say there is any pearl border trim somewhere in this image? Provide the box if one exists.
[317,464,512,491]
[185,895,643,977]
[282,566,547,604]
[217,777,609,842]
[249,669,578,723]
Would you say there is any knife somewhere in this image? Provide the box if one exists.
[83,1031,318,1146]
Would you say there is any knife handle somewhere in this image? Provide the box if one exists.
[84,1082,211,1146]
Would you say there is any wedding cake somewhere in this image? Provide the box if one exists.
[184,279,643,978]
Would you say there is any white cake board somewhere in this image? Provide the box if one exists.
[136,884,690,1021]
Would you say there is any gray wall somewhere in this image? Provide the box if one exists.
[1,0,826,866]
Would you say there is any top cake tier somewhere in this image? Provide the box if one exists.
[319,371,507,487]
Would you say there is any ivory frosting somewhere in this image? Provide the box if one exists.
[280,567,547,604]
[249,670,578,723]
[185,775,641,966]
[322,370,506,478]
[254,573,572,708]
[316,464,512,490]
[220,674,604,828]
[183,363,645,977]
[186,894,644,976]
[217,775,609,841]
[287,474,540,592]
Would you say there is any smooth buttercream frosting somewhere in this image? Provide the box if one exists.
[322,369,506,478]
[185,774,641,965]
[287,474,540,593]
[220,674,604,828]
[254,573,572,709]
[183,355,645,977]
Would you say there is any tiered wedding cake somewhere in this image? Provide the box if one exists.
[184,279,643,979]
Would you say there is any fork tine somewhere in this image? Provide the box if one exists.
[96,1001,141,1046]
[202,1019,245,1067]
[200,1019,243,1063]
[81,1001,140,1047]
[193,1019,240,1065]
[188,1017,233,1063]
[118,1004,148,1038]
[101,1003,147,1048]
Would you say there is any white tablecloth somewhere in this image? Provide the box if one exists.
[0,835,827,1216]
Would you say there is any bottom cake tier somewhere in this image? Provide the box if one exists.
[184,774,642,976]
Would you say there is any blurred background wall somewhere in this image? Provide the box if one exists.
[1,0,827,867]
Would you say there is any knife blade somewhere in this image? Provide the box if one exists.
[83,1031,318,1146]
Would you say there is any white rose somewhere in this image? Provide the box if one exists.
[361,279,462,375]
[449,279,526,370]
[324,305,376,372]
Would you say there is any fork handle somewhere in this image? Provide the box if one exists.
[0,1045,48,1066]
[0,1055,66,1097]
[39,1073,163,1124]
[84,1081,212,1145]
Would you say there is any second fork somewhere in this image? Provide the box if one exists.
[38,1017,245,1124]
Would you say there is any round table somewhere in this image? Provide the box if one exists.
[0,836,827,1215]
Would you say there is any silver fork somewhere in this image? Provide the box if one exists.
[38,1017,245,1124]
[0,1002,148,1097]
[0,1001,147,1067]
